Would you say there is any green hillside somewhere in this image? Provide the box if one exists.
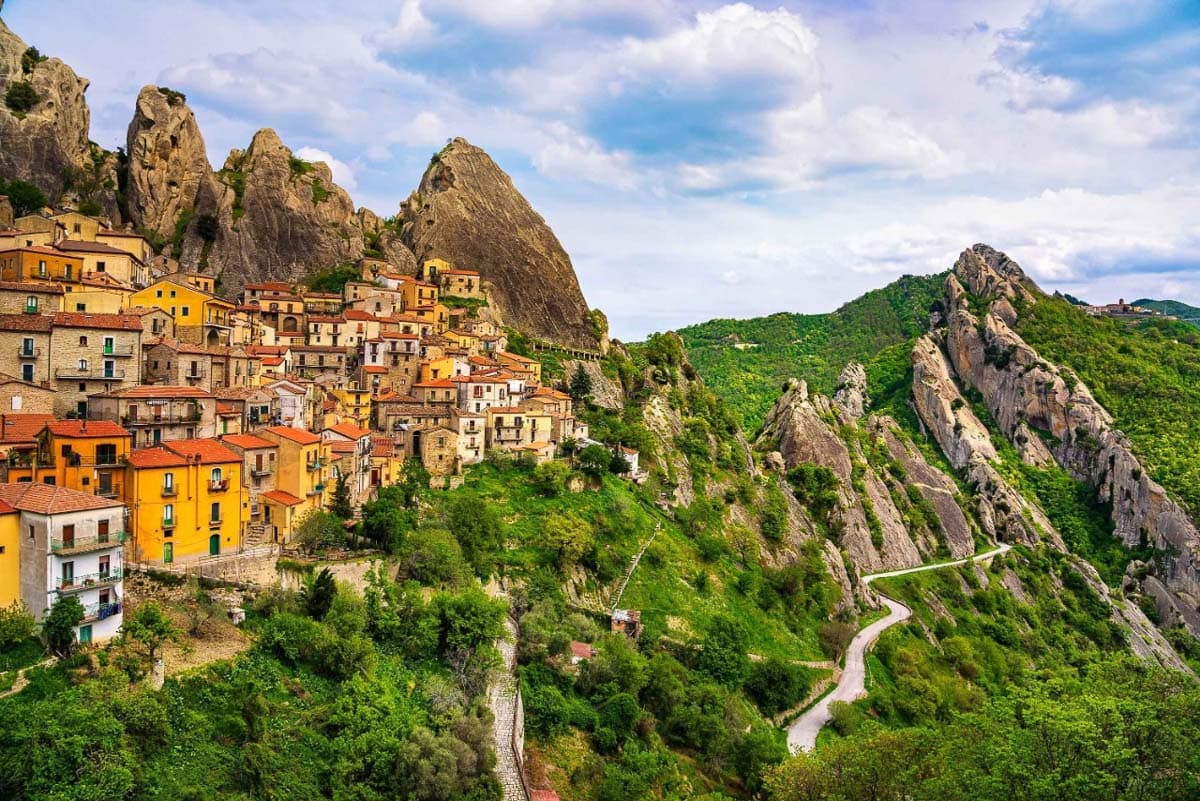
[678,274,945,432]
[1132,298,1200,328]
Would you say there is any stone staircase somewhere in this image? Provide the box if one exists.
[609,522,660,613]
[489,616,529,801]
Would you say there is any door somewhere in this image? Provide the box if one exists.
[97,472,113,497]
[78,625,92,645]
[61,524,75,550]
[209,534,220,556]
[76,401,87,418]
[97,520,109,544]
[163,542,173,564]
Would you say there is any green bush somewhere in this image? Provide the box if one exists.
[5,81,40,113]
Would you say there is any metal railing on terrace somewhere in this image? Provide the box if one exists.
[51,531,127,554]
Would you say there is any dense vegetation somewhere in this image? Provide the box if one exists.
[1014,294,1200,520]
[679,274,943,431]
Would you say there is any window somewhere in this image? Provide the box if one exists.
[163,503,174,524]
[37,260,47,276]
[210,502,221,523]
[96,261,105,272]
[21,364,33,382]
[75,302,86,312]
[156,289,163,298]
[210,467,222,483]
[79,335,88,346]
[170,306,176,315]
[169,290,176,298]
[103,336,114,353]
[61,524,75,547]
[25,296,37,312]
[181,306,189,317]
[20,337,33,356]
[77,358,88,371]
[98,555,110,577]
[64,265,72,280]
[73,223,81,233]
[163,472,174,491]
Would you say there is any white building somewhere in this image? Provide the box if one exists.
[0,483,126,644]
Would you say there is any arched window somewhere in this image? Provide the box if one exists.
[210,467,222,483]
[77,358,88,371]
[25,296,37,312]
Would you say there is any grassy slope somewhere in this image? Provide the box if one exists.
[678,273,945,432]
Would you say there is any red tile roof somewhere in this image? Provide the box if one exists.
[125,447,189,468]
[106,386,213,399]
[570,641,594,659]
[244,281,294,292]
[215,403,239,415]
[52,312,143,331]
[45,420,130,438]
[0,414,56,444]
[261,489,304,506]
[0,313,52,332]
[221,433,275,450]
[264,425,321,445]
[163,438,242,464]
[414,378,457,389]
[325,422,370,440]
[0,482,123,514]
[0,281,63,294]
[328,441,356,454]
[56,239,137,257]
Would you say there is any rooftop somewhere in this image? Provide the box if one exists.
[163,438,242,464]
[264,425,322,445]
[0,482,123,515]
[45,420,130,439]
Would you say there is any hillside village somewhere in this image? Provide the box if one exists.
[0,202,638,648]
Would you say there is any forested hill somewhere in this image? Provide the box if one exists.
[678,273,944,432]
[1133,298,1200,328]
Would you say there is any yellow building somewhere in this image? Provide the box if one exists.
[260,426,331,521]
[332,385,372,429]
[485,406,554,451]
[129,277,235,347]
[0,499,19,606]
[0,246,83,285]
[124,439,246,564]
[50,211,103,241]
[395,276,439,311]
[440,268,483,299]
[9,420,132,498]
[496,350,542,384]
[56,240,140,286]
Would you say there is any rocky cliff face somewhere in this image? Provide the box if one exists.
[0,18,95,202]
[757,366,976,574]
[400,138,597,349]
[927,243,1200,635]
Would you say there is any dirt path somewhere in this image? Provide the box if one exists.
[786,543,1011,752]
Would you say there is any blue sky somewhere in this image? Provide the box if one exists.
[6,0,1199,338]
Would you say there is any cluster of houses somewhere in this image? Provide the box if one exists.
[0,205,632,645]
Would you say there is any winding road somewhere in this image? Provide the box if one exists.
[786,543,1012,753]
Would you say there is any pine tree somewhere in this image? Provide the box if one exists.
[330,472,353,519]
[569,363,593,401]
[301,568,337,620]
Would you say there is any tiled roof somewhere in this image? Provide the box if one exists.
[163,438,242,464]
[244,281,294,292]
[325,422,370,439]
[0,482,123,514]
[0,313,52,332]
[215,403,239,415]
[97,229,145,238]
[328,441,356,454]
[46,420,130,438]
[52,312,143,331]
[261,489,303,506]
[307,315,346,324]
[343,309,379,321]
[0,244,78,257]
[362,365,387,374]
[486,406,526,414]
[442,268,480,276]
[497,350,536,364]
[221,433,275,450]
[533,387,572,401]
[126,447,189,468]
[0,281,63,294]
[414,378,456,389]
[106,385,213,399]
[55,239,136,257]
[264,425,321,445]
[0,414,56,444]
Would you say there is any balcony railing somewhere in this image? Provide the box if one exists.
[56,367,126,381]
[161,484,177,497]
[251,464,274,476]
[121,409,202,425]
[51,531,127,553]
[94,484,121,499]
[184,367,207,379]
[209,479,229,492]
[81,601,122,622]
[307,483,326,496]
[163,517,175,528]
[101,344,135,357]
[305,459,324,471]
[17,346,40,358]
[57,568,123,591]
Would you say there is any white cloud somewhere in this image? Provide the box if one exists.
[366,0,436,50]
[294,147,358,190]
[532,124,640,190]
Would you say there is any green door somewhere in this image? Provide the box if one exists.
[163,542,173,564]
[78,625,92,645]
[209,534,220,556]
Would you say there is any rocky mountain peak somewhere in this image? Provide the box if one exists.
[832,363,868,419]
[0,17,93,200]
[952,243,1037,303]
[400,137,598,350]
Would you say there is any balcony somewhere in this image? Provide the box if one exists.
[51,531,127,554]
[81,601,122,622]
[56,367,126,381]
[251,464,274,476]
[101,344,135,357]
[17,346,40,359]
[121,409,202,426]
[305,458,324,471]
[161,484,177,497]
[183,367,207,380]
[162,517,175,528]
[57,569,123,592]
[209,479,229,492]
[94,484,121,499]
[208,517,223,527]
[307,483,326,496]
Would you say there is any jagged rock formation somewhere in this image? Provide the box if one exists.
[0,18,96,201]
[125,85,215,241]
[758,377,977,573]
[562,358,623,410]
[0,194,11,227]
[832,363,868,418]
[400,138,597,349]
[921,243,1200,637]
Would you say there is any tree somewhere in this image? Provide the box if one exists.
[21,46,47,74]
[361,486,415,552]
[396,527,468,586]
[530,460,570,496]
[182,578,219,636]
[4,81,39,113]
[819,619,857,662]
[399,458,430,507]
[42,595,84,656]
[538,513,594,569]
[330,472,353,519]
[123,602,179,662]
[569,363,593,401]
[0,178,47,216]
[301,568,337,620]
[293,510,346,553]
[0,601,36,650]
[446,493,503,577]
[698,614,749,688]
[578,444,612,477]
[608,450,631,475]
[744,658,812,716]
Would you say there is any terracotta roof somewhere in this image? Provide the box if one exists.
[56,239,136,257]
[125,446,189,468]
[414,379,457,389]
[442,269,480,276]
[0,245,79,257]
[213,386,267,400]
[243,281,294,292]
[307,315,346,324]
[52,312,143,331]
[302,292,342,299]
[261,356,284,367]
[487,407,527,415]
[0,414,56,444]
[570,641,594,659]
[264,425,321,445]
[221,433,275,450]
[261,489,303,506]
[163,438,241,464]
[0,482,123,514]
[0,281,63,294]
[0,313,52,332]
[343,309,379,321]
[533,387,572,401]
[325,422,371,440]
[362,365,387,374]
[215,403,239,415]
[245,345,289,356]
[373,391,417,403]
[97,229,145,239]
[105,385,212,399]
[45,420,130,438]
[452,374,508,384]
[497,350,536,364]
[328,441,356,454]
[371,439,395,457]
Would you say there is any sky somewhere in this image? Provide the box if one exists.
[6,0,1199,338]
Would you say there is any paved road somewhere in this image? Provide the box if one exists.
[786,543,1012,753]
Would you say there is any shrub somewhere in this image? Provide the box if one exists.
[42,595,84,656]
[744,658,813,716]
[5,81,40,113]
[0,601,36,650]
[21,47,47,74]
